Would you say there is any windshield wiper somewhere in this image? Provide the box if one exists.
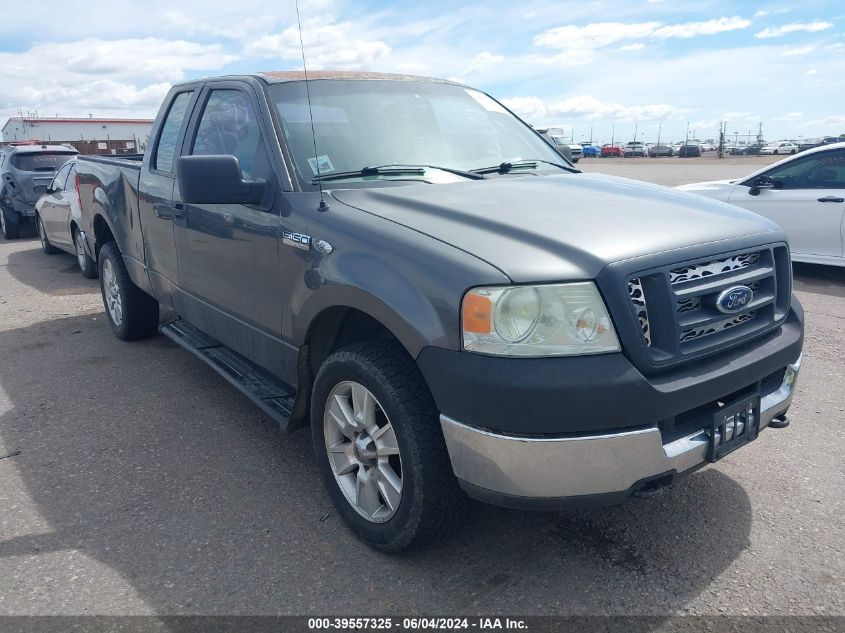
[311,164,483,184]
[471,159,574,175]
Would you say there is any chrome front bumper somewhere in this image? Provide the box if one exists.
[440,356,801,504]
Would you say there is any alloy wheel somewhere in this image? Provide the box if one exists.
[102,258,123,326]
[37,217,46,249]
[323,380,403,523]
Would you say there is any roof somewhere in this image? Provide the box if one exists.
[257,70,462,85]
[9,117,154,124]
[0,142,78,154]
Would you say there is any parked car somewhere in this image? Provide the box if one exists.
[600,144,623,157]
[648,144,674,157]
[623,142,646,157]
[731,143,764,156]
[581,145,601,157]
[678,142,845,267]
[0,142,78,239]
[32,159,98,277]
[76,71,803,552]
[538,131,573,163]
[540,130,580,163]
[798,137,841,152]
[677,144,702,158]
[761,142,798,155]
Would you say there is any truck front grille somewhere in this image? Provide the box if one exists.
[624,245,791,368]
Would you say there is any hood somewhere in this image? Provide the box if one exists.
[675,179,736,197]
[331,173,782,282]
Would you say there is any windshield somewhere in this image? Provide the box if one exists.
[11,152,76,172]
[269,80,567,187]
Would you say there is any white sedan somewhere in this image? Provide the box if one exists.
[760,141,799,155]
[677,142,845,267]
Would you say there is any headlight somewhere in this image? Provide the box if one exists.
[462,282,620,357]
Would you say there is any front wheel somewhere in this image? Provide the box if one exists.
[98,241,159,340]
[311,340,461,552]
[773,150,778,155]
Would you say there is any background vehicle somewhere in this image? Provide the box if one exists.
[581,145,601,157]
[798,137,841,152]
[679,142,845,267]
[731,143,764,156]
[77,71,803,552]
[538,129,580,163]
[623,141,646,157]
[538,131,572,163]
[601,144,623,157]
[761,141,798,155]
[33,158,98,277]
[678,144,702,158]
[648,144,674,157]
[0,142,78,239]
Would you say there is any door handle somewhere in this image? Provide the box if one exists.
[172,202,186,218]
[818,196,844,203]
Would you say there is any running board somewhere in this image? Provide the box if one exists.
[160,319,296,431]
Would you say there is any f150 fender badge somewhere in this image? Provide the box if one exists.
[716,285,753,314]
[282,230,311,251]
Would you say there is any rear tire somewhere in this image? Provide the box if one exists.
[73,228,98,279]
[98,241,159,340]
[36,215,59,254]
[0,205,20,240]
[311,339,461,552]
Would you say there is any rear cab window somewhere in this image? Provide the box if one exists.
[154,91,194,172]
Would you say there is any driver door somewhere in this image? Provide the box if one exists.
[728,148,845,260]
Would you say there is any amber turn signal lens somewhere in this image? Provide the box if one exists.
[462,292,492,333]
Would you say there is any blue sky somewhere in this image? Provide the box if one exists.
[0,0,842,143]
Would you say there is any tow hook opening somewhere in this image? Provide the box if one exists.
[769,414,790,429]
[632,474,674,499]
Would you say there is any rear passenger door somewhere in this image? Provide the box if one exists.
[41,162,74,248]
[138,89,198,304]
[171,82,285,374]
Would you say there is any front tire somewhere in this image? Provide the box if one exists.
[773,150,778,155]
[98,241,159,340]
[311,340,461,552]
[73,228,98,278]
[36,215,59,254]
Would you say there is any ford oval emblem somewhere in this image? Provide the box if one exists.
[716,285,753,314]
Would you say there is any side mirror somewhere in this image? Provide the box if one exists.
[45,186,54,194]
[177,155,266,205]
[748,175,775,196]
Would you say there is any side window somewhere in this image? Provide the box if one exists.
[154,91,194,172]
[191,89,272,182]
[51,163,71,192]
[763,150,845,190]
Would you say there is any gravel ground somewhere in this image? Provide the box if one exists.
[0,160,842,617]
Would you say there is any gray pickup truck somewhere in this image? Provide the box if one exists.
[77,71,804,552]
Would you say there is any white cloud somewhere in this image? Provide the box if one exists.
[534,16,751,51]
[781,45,816,57]
[804,115,845,127]
[805,69,818,76]
[451,52,506,81]
[618,43,646,51]
[651,16,751,39]
[772,112,803,122]
[245,20,390,69]
[755,21,833,38]
[0,38,235,119]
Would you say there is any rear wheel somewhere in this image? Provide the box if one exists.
[36,215,59,254]
[73,228,98,278]
[0,205,20,240]
[773,150,779,155]
[98,241,159,340]
[311,340,461,552]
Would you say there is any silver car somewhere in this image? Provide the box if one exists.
[678,142,845,267]
[34,159,97,278]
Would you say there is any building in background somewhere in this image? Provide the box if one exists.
[0,116,154,155]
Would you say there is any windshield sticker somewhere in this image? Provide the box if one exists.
[307,155,335,175]
[464,89,508,114]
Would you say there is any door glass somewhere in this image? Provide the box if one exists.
[154,91,194,172]
[192,89,272,182]
[762,150,845,190]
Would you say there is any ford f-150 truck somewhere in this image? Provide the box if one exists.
[77,71,803,552]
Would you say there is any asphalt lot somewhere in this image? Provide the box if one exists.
[0,158,843,617]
